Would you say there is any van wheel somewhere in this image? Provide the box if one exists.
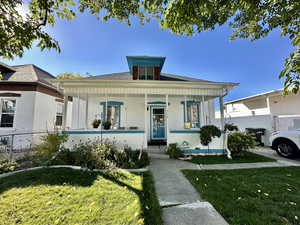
[275,140,298,159]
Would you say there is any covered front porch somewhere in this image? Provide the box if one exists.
[53,79,233,152]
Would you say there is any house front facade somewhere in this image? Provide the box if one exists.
[0,62,70,150]
[51,56,238,153]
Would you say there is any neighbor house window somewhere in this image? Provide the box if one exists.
[138,66,154,80]
[0,99,16,128]
[103,105,121,129]
[185,103,200,128]
[55,103,63,127]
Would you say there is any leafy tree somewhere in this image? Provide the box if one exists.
[56,72,83,79]
[0,0,75,59]
[79,0,300,93]
[1,1,299,93]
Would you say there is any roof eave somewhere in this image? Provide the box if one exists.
[225,89,283,105]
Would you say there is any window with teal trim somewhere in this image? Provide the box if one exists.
[103,105,121,129]
[184,103,200,128]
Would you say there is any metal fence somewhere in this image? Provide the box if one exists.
[0,131,57,159]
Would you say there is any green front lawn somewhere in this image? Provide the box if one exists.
[183,167,300,225]
[188,151,276,164]
[0,168,163,225]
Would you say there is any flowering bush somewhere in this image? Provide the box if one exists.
[0,157,19,174]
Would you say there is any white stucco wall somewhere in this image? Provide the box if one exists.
[269,94,300,115]
[63,131,146,150]
[0,91,63,150]
[33,92,59,131]
[168,132,225,151]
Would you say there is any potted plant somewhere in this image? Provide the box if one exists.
[103,121,111,130]
[92,119,101,128]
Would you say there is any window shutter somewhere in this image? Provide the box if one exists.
[132,66,138,80]
[154,67,160,80]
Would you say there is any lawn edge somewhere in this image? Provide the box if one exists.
[0,165,149,179]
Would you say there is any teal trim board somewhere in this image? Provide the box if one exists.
[126,56,166,72]
[100,101,124,106]
[62,130,144,134]
[148,101,170,105]
[170,130,200,134]
[180,100,201,104]
[182,149,226,153]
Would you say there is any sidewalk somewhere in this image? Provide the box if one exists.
[149,149,228,225]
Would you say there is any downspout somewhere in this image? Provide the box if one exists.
[221,88,232,159]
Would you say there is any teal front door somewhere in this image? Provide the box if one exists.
[151,107,166,139]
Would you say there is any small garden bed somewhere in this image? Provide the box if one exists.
[187,151,276,164]
[0,168,162,225]
[1,133,149,175]
[183,167,300,225]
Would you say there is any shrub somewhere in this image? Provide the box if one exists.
[166,143,183,159]
[53,140,149,169]
[200,125,221,146]
[228,132,257,155]
[224,123,239,132]
[0,157,19,174]
[36,133,69,159]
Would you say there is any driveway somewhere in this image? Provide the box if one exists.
[250,147,300,165]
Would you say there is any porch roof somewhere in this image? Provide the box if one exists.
[50,78,238,97]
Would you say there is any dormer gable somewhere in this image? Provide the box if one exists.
[126,56,165,80]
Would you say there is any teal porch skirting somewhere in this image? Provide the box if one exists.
[182,149,226,153]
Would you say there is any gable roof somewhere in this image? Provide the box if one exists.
[83,71,231,84]
[0,62,16,73]
[1,64,56,86]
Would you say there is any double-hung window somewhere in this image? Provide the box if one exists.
[0,99,16,128]
[55,103,63,127]
[138,66,154,80]
[102,102,122,129]
[184,103,200,128]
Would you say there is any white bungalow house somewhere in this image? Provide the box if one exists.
[0,62,71,150]
[216,89,300,145]
[50,56,238,153]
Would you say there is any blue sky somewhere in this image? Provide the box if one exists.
[1,11,293,102]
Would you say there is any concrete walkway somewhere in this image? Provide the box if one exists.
[149,147,228,225]
[148,146,300,225]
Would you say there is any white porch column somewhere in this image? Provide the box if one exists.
[125,93,128,129]
[184,96,187,123]
[77,92,80,129]
[201,96,206,126]
[62,95,68,130]
[105,91,108,121]
[165,94,169,145]
[85,94,89,129]
[219,96,225,131]
[144,93,148,149]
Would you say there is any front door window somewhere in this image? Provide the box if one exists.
[152,107,165,139]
